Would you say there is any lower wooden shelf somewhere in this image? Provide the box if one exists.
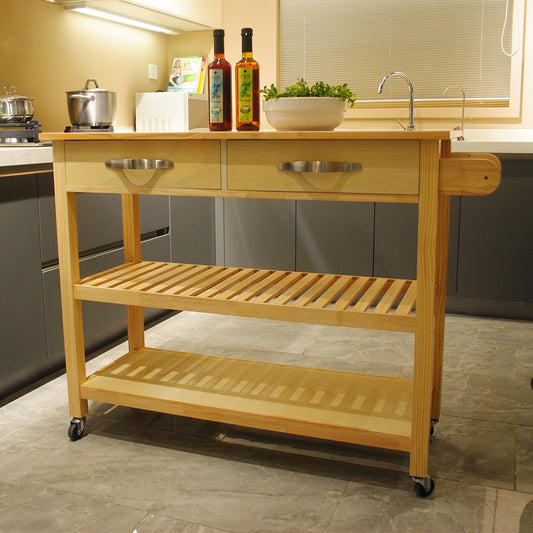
[81,347,413,452]
[74,261,417,333]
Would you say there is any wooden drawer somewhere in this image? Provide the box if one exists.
[227,140,420,195]
[65,140,220,190]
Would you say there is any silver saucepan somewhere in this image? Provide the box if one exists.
[0,85,34,123]
[66,78,118,127]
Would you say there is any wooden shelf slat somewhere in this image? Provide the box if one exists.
[74,262,417,332]
[81,347,413,451]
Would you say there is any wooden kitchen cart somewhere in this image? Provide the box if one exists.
[43,130,500,497]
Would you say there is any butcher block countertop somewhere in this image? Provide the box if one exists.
[42,129,460,141]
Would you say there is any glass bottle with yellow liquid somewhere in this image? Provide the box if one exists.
[235,27,259,131]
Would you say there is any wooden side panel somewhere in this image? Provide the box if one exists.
[227,140,420,195]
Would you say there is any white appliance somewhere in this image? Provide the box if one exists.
[135,92,208,132]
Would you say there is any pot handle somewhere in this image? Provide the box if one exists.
[105,159,174,170]
[277,161,362,173]
[70,93,96,101]
[84,78,99,89]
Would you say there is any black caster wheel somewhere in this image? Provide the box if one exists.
[413,476,435,498]
[68,417,86,441]
[430,419,439,441]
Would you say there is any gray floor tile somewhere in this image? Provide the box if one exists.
[429,415,515,489]
[326,478,497,533]
[0,477,145,533]
[20,432,347,533]
[440,371,533,425]
[516,426,533,493]
[493,489,533,533]
[131,513,228,533]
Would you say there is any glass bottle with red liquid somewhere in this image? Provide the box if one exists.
[235,27,260,131]
[208,29,232,131]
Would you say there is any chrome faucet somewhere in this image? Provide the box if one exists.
[442,85,465,141]
[377,72,415,131]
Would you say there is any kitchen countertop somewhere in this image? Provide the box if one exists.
[0,143,53,168]
[3,129,533,169]
[451,129,533,157]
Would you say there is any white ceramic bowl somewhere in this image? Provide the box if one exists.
[263,97,347,131]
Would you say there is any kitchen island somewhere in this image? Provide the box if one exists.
[42,129,500,497]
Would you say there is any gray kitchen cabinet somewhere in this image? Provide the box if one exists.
[38,173,170,263]
[374,200,460,296]
[296,200,374,276]
[224,198,295,270]
[456,159,533,304]
[170,196,215,265]
[43,234,170,362]
[0,174,48,393]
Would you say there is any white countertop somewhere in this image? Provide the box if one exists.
[2,129,533,169]
[0,143,53,167]
[451,129,533,156]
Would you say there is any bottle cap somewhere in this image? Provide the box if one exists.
[241,27,253,53]
[213,29,225,37]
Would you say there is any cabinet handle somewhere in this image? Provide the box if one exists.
[277,161,362,173]
[105,159,174,170]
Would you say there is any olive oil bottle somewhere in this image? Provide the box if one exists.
[235,27,260,131]
[208,29,232,131]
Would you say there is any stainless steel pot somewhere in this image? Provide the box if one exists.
[0,85,34,123]
[66,79,118,127]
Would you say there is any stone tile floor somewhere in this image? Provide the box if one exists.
[0,311,531,532]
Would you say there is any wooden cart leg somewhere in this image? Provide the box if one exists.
[122,194,145,351]
[410,140,440,490]
[54,143,88,419]
[432,139,452,426]
[431,194,450,425]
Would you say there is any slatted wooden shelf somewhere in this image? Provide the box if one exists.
[74,261,417,333]
[81,347,413,451]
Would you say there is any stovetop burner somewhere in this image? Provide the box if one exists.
[0,120,41,143]
[64,124,114,133]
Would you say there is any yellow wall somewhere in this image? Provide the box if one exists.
[1,0,168,131]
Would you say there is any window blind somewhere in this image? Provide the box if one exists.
[279,0,514,102]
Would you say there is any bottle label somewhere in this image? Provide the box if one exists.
[238,67,253,123]
[209,69,224,124]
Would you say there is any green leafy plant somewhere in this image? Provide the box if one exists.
[260,79,357,106]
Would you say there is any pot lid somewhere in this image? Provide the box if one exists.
[1,85,34,101]
[67,78,117,94]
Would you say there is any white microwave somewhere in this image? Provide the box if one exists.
[135,92,208,132]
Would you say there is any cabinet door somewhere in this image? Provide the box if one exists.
[0,174,47,386]
[170,197,215,265]
[457,160,533,302]
[296,201,374,276]
[224,198,295,271]
[374,200,460,294]
[38,173,170,264]
[43,235,170,362]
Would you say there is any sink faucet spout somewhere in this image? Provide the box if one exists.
[378,71,415,131]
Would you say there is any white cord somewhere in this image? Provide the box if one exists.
[501,0,520,57]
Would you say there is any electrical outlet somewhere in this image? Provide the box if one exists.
[148,64,158,80]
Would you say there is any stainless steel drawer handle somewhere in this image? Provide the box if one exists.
[277,161,362,173]
[105,159,174,170]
